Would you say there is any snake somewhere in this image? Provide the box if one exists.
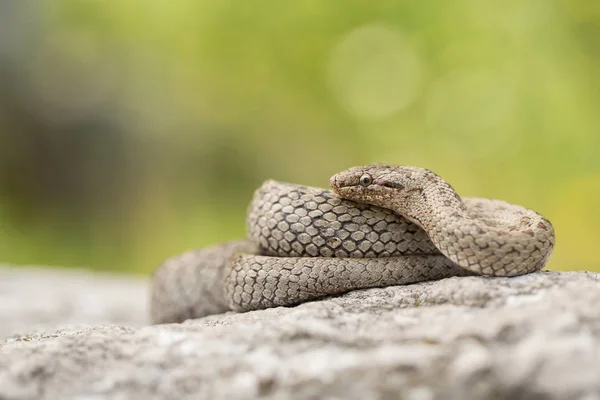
[150,164,555,324]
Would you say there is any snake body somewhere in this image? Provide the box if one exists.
[150,165,555,324]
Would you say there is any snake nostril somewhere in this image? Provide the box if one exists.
[329,176,336,187]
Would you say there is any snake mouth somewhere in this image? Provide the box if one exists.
[329,174,349,194]
[331,185,344,196]
[329,172,360,191]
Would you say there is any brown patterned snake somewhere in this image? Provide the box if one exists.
[150,164,555,324]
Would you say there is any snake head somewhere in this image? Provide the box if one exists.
[329,164,446,216]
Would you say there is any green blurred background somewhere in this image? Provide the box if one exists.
[1,0,598,274]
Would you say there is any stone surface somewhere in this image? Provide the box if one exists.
[1,265,600,400]
[0,265,147,340]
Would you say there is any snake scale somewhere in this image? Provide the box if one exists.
[150,164,555,324]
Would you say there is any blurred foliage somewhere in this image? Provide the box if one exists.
[1,0,599,273]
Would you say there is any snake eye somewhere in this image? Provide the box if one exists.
[359,174,372,186]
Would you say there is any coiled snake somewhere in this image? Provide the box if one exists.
[150,165,555,324]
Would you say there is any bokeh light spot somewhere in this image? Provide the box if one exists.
[327,23,422,120]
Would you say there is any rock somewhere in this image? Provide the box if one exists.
[0,265,147,340]
[1,266,599,400]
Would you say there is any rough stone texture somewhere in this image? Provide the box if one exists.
[1,266,600,400]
